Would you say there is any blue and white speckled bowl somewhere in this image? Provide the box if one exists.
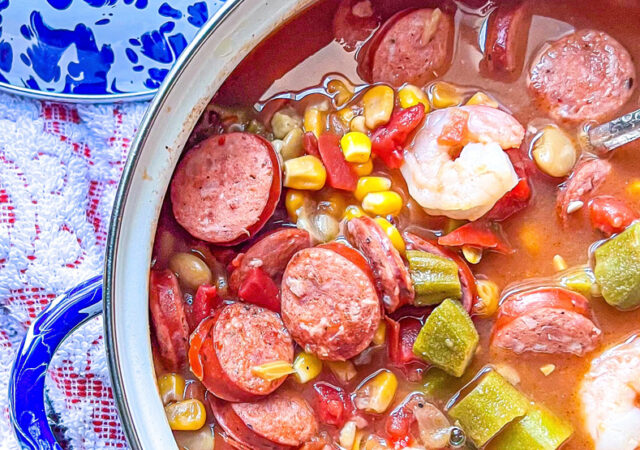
[0,0,226,102]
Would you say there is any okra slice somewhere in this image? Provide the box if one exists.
[412,299,478,377]
[422,367,461,401]
[406,250,462,305]
[448,370,529,447]
[559,267,595,298]
[594,222,640,309]
[489,406,573,450]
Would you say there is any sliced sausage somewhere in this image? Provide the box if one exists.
[480,1,531,79]
[347,216,414,313]
[188,303,294,402]
[210,391,317,449]
[403,232,477,313]
[333,0,379,52]
[281,245,381,361]
[556,158,611,223]
[149,269,189,371]
[363,8,453,86]
[171,133,281,245]
[529,30,635,122]
[229,228,312,293]
[492,287,602,356]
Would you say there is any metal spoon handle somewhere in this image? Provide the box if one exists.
[588,108,640,152]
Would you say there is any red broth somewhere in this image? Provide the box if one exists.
[151,1,640,448]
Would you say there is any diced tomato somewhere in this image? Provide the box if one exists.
[438,221,513,254]
[303,131,320,157]
[313,382,353,427]
[186,285,221,332]
[386,316,423,366]
[237,267,281,312]
[371,105,426,169]
[385,402,414,448]
[317,133,358,191]
[588,195,637,236]
[437,108,469,147]
[486,148,531,221]
[188,316,216,380]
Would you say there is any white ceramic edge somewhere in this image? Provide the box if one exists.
[105,0,314,448]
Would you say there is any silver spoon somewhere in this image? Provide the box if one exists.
[587,108,640,152]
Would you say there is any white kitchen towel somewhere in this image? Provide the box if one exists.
[0,93,148,449]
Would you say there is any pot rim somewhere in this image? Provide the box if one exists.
[103,0,244,446]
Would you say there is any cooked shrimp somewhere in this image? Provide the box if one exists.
[579,335,640,450]
[400,105,525,220]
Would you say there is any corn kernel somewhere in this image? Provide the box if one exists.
[293,352,323,383]
[372,321,386,346]
[353,431,366,450]
[280,127,305,161]
[362,191,403,216]
[362,435,390,450]
[540,364,556,376]
[319,192,347,218]
[337,107,357,125]
[328,79,355,107]
[355,176,392,201]
[350,115,368,133]
[462,245,482,264]
[553,254,568,272]
[341,132,372,163]
[374,217,405,254]
[474,279,500,318]
[340,421,358,449]
[431,82,462,109]
[285,189,307,222]
[398,84,430,112]
[251,360,295,381]
[165,399,206,431]
[352,159,373,177]
[304,105,327,137]
[158,373,185,405]
[328,360,358,383]
[354,370,398,414]
[466,91,499,108]
[627,179,640,201]
[343,205,365,221]
[519,223,541,255]
[284,155,327,190]
[363,85,394,129]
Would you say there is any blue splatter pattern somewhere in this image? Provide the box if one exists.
[0,0,226,96]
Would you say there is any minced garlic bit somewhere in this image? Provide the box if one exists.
[566,200,584,214]
[553,254,568,272]
[540,364,556,376]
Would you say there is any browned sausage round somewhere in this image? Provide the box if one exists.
[556,158,611,223]
[190,303,294,401]
[149,269,189,371]
[210,390,318,449]
[229,228,312,293]
[170,133,281,245]
[281,245,381,361]
[365,8,453,86]
[492,287,602,355]
[347,216,414,313]
[480,1,531,79]
[529,30,636,122]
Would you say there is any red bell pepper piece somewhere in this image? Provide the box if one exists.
[385,394,426,448]
[438,221,513,254]
[303,131,320,157]
[237,267,280,312]
[486,148,531,221]
[313,382,353,427]
[385,316,424,366]
[588,195,637,236]
[316,133,358,191]
[186,285,221,332]
[371,105,426,169]
[437,108,469,147]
